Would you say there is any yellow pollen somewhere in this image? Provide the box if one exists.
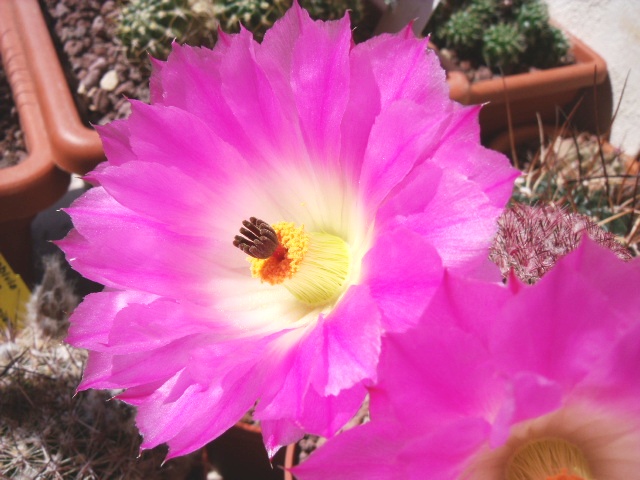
[249,222,309,285]
[506,438,593,480]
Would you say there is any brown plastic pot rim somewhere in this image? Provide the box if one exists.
[0,0,70,222]
[433,24,607,105]
[5,0,105,175]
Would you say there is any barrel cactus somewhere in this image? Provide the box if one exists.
[118,0,366,58]
[117,0,218,62]
[482,22,526,73]
[427,0,569,75]
[214,0,366,41]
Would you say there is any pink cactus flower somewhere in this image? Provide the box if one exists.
[293,239,640,479]
[59,3,516,459]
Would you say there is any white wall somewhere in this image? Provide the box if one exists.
[546,0,640,155]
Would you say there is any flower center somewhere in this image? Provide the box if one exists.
[233,218,351,306]
[506,438,593,480]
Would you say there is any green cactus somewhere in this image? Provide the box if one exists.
[523,24,570,68]
[515,0,549,40]
[118,0,367,60]
[468,0,498,24]
[438,8,485,57]
[212,0,289,40]
[426,0,569,75]
[214,0,365,42]
[118,0,218,62]
[482,22,526,72]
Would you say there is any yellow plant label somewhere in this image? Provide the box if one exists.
[0,253,31,330]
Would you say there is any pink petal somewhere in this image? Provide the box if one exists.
[59,188,217,302]
[67,291,213,354]
[489,372,563,447]
[257,2,306,98]
[256,322,368,441]
[604,322,640,397]
[122,337,273,458]
[371,315,500,430]
[149,43,233,135]
[289,10,351,165]
[404,168,507,272]
[94,120,135,167]
[259,418,306,459]
[148,55,165,103]
[86,329,268,393]
[218,28,306,165]
[339,32,448,181]
[80,339,194,390]
[124,100,248,184]
[134,365,259,459]
[362,226,444,332]
[292,421,402,480]
[66,290,158,348]
[490,239,640,389]
[427,106,519,207]
[255,324,322,421]
[359,100,450,214]
[398,418,490,480]
[338,42,381,180]
[311,285,382,396]
[92,161,224,237]
[371,107,516,276]
[349,32,448,112]
[297,382,367,437]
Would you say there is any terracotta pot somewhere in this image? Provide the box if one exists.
[0,0,70,283]
[433,27,608,142]
[205,422,290,480]
[0,0,105,176]
[488,124,559,162]
[283,442,298,480]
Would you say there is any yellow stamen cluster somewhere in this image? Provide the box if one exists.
[245,220,352,307]
[250,222,309,285]
[506,438,593,480]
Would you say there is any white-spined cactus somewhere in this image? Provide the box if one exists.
[117,0,218,61]
[0,255,198,478]
[213,0,366,41]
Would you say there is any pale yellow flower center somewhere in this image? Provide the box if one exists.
[506,438,593,480]
[234,219,351,307]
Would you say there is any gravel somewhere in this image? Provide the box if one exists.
[41,0,150,126]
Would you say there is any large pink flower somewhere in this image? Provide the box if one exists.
[293,238,640,479]
[59,3,516,459]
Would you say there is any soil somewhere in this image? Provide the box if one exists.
[1,0,146,170]
[41,0,151,127]
[38,0,381,129]
[433,44,576,84]
[0,56,28,169]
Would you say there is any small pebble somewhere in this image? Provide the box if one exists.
[99,70,119,91]
[88,57,108,74]
[81,68,102,90]
[115,80,135,97]
[95,89,111,112]
[63,39,84,56]
[91,16,105,36]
